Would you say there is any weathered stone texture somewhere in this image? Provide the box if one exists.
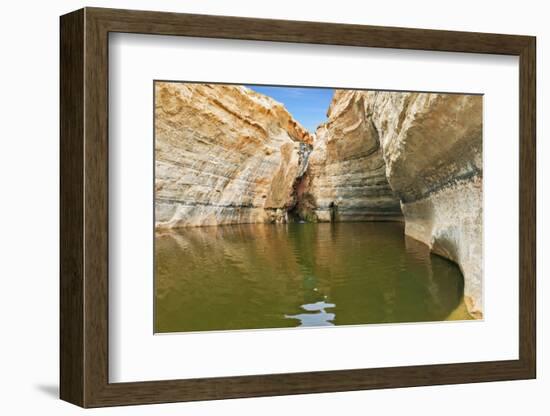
[155,83,313,228]
[297,91,403,222]
[302,89,483,316]
[364,90,483,316]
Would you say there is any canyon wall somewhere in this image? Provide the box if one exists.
[311,90,483,316]
[296,92,402,222]
[155,82,313,228]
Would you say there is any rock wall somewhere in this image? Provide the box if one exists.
[155,82,313,228]
[296,91,403,222]
[318,90,483,316]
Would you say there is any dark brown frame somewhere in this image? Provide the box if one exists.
[60,7,536,408]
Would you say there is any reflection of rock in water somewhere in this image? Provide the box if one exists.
[155,222,471,333]
[285,301,336,326]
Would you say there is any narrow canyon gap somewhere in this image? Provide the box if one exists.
[154,82,482,319]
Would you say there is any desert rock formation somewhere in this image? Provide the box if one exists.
[155,83,313,227]
[295,91,402,222]
[308,90,483,316]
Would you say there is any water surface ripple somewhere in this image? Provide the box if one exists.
[155,222,471,333]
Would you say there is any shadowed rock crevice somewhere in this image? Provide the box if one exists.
[296,92,403,223]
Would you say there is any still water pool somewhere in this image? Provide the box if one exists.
[155,222,471,333]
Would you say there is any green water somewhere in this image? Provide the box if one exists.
[155,222,471,333]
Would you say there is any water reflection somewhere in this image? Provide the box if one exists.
[155,222,471,333]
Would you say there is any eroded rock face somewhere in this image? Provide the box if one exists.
[155,83,313,228]
[296,91,403,222]
[318,90,483,316]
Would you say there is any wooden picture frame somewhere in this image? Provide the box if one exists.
[60,7,536,408]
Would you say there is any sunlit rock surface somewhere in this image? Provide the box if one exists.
[155,82,313,228]
[296,91,403,222]
[351,90,482,316]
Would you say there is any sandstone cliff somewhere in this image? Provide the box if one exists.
[309,90,483,317]
[155,82,313,228]
[296,91,402,222]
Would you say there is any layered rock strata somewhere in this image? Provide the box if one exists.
[296,92,402,222]
[155,82,313,228]
[310,90,483,317]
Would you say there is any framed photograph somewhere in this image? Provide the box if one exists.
[60,7,536,407]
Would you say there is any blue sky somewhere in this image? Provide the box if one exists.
[246,85,334,133]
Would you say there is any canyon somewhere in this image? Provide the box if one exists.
[155,83,483,317]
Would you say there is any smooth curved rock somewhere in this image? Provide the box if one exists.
[155,82,313,228]
[296,91,403,222]
[323,90,483,317]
